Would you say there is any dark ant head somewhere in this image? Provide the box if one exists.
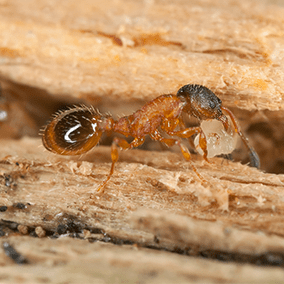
[177,84,222,119]
[177,84,229,129]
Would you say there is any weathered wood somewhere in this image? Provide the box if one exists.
[2,236,284,284]
[0,0,284,111]
[1,0,284,283]
[0,138,284,282]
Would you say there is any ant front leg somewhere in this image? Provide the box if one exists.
[96,137,145,192]
[150,130,207,184]
[178,119,196,150]
[166,127,209,163]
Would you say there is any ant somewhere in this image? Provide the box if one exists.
[42,84,260,192]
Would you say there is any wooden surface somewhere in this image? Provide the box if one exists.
[0,0,284,111]
[1,138,284,283]
[1,0,284,283]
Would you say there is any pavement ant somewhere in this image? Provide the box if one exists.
[42,84,259,191]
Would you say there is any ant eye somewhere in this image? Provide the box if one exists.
[42,107,102,155]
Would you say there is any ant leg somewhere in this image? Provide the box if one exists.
[96,142,118,192]
[150,130,176,147]
[177,140,208,184]
[166,127,209,163]
[178,119,196,150]
[96,137,145,192]
[113,136,146,150]
[150,131,207,183]
[221,106,260,168]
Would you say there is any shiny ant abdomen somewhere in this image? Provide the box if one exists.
[42,84,260,191]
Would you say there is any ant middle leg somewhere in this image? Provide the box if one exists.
[96,137,145,192]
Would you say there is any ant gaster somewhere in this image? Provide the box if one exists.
[42,84,260,191]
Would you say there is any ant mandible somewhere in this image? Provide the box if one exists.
[42,84,260,191]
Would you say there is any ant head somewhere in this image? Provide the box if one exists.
[177,84,229,130]
[178,83,225,117]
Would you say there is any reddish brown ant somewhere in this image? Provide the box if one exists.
[42,84,259,191]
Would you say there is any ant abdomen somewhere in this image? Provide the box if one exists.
[42,106,103,155]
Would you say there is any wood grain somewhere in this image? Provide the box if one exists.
[1,0,284,283]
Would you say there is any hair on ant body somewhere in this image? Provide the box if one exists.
[42,84,260,191]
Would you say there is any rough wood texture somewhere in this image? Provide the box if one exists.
[0,0,284,111]
[2,236,284,284]
[1,138,284,283]
[1,0,284,283]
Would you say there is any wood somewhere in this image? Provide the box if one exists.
[0,0,284,111]
[1,0,284,283]
[1,138,284,282]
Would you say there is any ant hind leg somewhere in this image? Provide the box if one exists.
[96,137,145,192]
